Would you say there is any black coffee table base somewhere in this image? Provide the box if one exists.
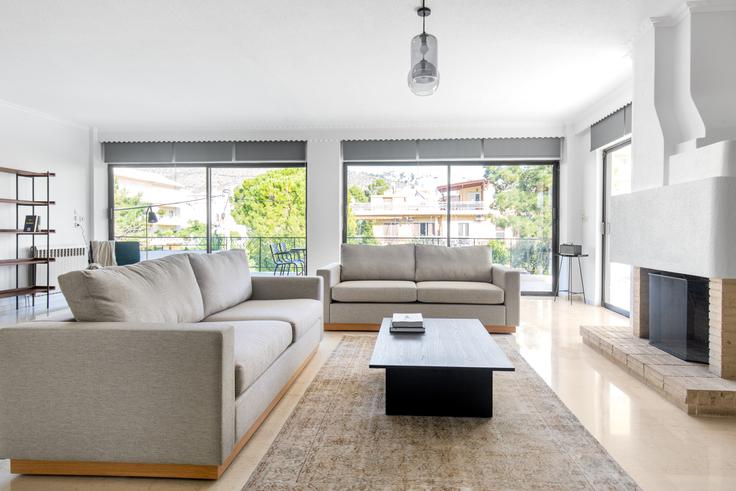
[385,367,493,418]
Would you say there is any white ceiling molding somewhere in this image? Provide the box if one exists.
[0,98,89,131]
[566,79,633,135]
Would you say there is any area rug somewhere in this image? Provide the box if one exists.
[244,335,639,490]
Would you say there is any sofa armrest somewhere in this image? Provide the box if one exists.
[250,275,323,302]
[0,322,235,466]
[316,263,341,323]
[492,265,521,326]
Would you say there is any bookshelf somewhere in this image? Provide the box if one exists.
[0,166,55,308]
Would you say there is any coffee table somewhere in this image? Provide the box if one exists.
[369,318,514,418]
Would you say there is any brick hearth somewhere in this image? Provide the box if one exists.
[581,325,736,416]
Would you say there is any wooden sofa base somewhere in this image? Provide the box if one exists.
[10,348,318,480]
[324,323,516,334]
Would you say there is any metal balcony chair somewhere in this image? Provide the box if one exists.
[279,242,305,275]
[270,243,293,276]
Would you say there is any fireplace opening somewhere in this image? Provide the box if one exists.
[648,271,709,364]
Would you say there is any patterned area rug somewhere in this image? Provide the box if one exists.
[245,335,639,490]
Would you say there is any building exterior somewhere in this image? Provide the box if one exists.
[350,178,507,243]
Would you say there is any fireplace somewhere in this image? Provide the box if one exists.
[648,272,709,364]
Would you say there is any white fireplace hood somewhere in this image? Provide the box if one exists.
[610,141,736,278]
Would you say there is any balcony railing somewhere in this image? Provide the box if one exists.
[114,235,306,274]
[351,200,486,215]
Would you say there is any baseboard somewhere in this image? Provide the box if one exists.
[325,323,516,334]
[10,347,319,480]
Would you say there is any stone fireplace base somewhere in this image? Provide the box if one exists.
[632,267,736,379]
[581,267,736,415]
[581,325,736,416]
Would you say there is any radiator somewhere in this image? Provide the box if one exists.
[32,246,88,290]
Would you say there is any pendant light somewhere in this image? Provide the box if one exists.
[408,0,439,96]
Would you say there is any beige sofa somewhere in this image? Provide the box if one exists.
[0,250,322,480]
[317,244,520,333]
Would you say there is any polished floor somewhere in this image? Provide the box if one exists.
[1,297,735,490]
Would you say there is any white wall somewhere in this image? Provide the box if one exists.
[559,127,601,304]
[0,101,91,308]
[306,140,342,274]
[560,79,634,305]
[632,26,666,191]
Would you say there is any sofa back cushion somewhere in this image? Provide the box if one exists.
[188,250,252,317]
[58,254,205,323]
[341,244,415,281]
[415,245,492,282]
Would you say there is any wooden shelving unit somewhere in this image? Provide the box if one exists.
[0,166,55,309]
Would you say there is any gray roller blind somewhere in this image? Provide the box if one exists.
[590,103,632,151]
[235,141,305,162]
[483,138,561,159]
[342,140,417,161]
[103,141,306,163]
[343,137,561,162]
[104,143,174,163]
[417,139,483,159]
[175,142,232,162]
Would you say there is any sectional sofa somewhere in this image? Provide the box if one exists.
[317,244,520,333]
[0,250,322,480]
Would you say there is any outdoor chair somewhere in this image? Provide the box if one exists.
[270,243,294,275]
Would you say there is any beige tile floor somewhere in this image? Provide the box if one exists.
[1,297,735,490]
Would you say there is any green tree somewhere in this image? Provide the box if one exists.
[345,184,378,242]
[484,165,552,274]
[113,178,149,237]
[231,168,306,238]
[489,240,510,267]
[367,178,389,196]
[230,169,307,269]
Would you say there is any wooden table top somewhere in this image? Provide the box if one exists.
[369,318,515,371]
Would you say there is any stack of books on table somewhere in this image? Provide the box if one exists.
[390,313,425,333]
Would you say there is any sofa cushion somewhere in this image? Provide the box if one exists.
[416,281,504,305]
[203,299,321,342]
[219,320,292,396]
[340,244,415,281]
[188,250,252,317]
[332,280,417,303]
[58,254,204,323]
[415,245,492,282]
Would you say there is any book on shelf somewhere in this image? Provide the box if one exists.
[390,313,424,333]
[23,215,40,232]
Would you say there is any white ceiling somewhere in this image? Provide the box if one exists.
[0,0,681,132]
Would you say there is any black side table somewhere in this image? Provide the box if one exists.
[554,253,588,304]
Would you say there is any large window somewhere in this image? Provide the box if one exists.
[110,164,306,273]
[344,162,558,293]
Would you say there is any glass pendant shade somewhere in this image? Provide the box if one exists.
[408,33,439,96]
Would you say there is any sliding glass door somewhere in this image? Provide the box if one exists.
[344,162,558,293]
[110,164,306,272]
[602,141,632,315]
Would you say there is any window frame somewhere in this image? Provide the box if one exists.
[342,160,560,295]
[601,139,632,317]
[107,162,308,268]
